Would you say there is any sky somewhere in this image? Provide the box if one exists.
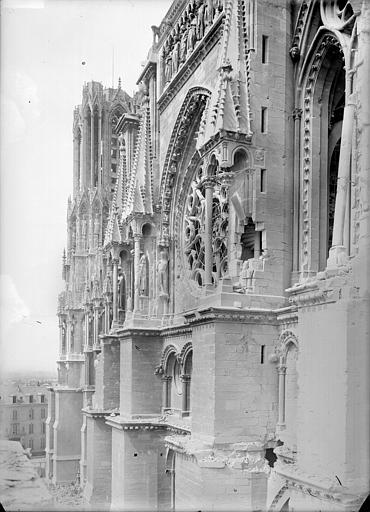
[0,0,172,375]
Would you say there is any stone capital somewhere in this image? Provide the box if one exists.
[292,107,303,120]
[201,176,216,189]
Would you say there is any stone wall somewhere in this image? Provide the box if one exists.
[111,428,167,511]
[52,389,83,483]
[119,335,162,417]
[191,319,278,445]
[84,415,112,508]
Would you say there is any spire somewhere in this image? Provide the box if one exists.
[122,91,153,219]
[196,0,252,149]
[118,77,122,89]
[103,133,126,247]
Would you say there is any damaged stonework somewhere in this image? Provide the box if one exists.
[0,440,54,511]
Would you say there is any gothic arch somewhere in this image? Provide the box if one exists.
[178,341,193,368]
[269,485,290,512]
[161,344,179,371]
[159,87,211,244]
[230,146,251,170]
[277,330,299,364]
[295,27,349,273]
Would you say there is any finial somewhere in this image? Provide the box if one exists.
[62,248,66,265]
[118,77,122,89]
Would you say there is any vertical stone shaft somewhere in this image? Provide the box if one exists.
[134,236,141,311]
[104,301,110,332]
[277,364,286,425]
[98,112,102,188]
[331,96,355,248]
[293,108,302,271]
[162,376,170,411]
[93,307,99,346]
[90,110,95,188]
[204,179,214,286]
[112,259,119,324]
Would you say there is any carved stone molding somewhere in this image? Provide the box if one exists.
[184,306,278,326]
[300,34,343,274]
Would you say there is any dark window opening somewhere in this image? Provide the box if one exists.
[260,345,265,364]
[261,107,267,133]
[260,169,266,192]
[265,447,277,468]
[328,139,340,255]
[262,35,268,64]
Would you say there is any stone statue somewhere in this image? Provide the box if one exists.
[118,269,125,309]
[158,250,169,296]
[172,34,181,75]
[206,0,215,26]
[196,0,206,40]
[70,318,75,352]
[180,24,189,64]
[240,259,254,293]
[138,254,148,296]
[165,53,173,83]
[216,0,223,12]
[187,16,197,54]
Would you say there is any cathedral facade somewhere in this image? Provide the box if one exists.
[46,1,370,510]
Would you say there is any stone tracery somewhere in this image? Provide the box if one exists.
[182,161,229,287]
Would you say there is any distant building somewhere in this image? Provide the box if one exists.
[0,382,48,456]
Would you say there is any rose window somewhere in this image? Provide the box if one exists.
[183,165,229,287]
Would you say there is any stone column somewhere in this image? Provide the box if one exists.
[84,309,89,351]
[90,109,95,188]
[84,352,90,387]
[66,319,71,355]
[180,374,191,415]
[254,231,261,258]
[93,306,99,347]
[203,177,215,286]
[277,363,286,426]
[133,235,141,312]
[162,376,171,411]
[292,108,302,272]
[104,300,111,332]
[112,258,119,326]
[328,93,355,264]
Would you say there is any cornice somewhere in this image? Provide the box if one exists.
[105,415,191,435]
[271,466,362,510]
[82,408,119,419]
[184,306,278,326]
